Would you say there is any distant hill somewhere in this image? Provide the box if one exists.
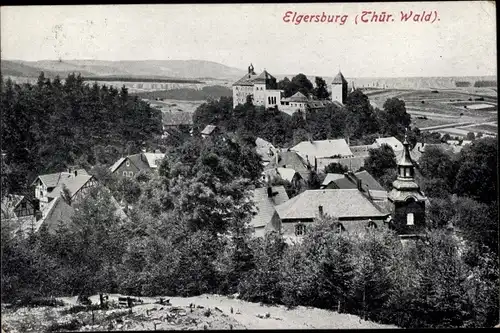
[1,59,246,80]
[274,73,498,90]
[133,85,232,101]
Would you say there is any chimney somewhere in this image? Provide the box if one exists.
[267,187,273,198]
[356,178,362,191]
[74,170,78,177]
[314,157,318,172]
[275,150,279,165]
[318,205,324,217]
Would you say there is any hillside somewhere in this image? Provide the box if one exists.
[133,85,232,101]
[1,59,246,80]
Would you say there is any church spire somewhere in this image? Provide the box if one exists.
[397,129,415,180]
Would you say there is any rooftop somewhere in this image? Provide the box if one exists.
[201,124,218,135]
[276,189,388,221]
[291,139,353,159]
[332,71,348,84]
[250,186,289,229]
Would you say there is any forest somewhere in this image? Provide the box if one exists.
[1,73,163,196]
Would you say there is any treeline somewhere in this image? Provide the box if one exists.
[83,77,203,84]
[455,81,471,87]
[0,73,163,195]
[192,91,417,148]
[2,134,497,328]
[474,80,497,87]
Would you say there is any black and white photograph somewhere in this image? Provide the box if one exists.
[0,2,498,331]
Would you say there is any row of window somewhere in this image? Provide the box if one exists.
[123,171,134,177]
[293,217,417,237]
[267,96,277,105]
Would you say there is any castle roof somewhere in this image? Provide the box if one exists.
[332,71,348,84]
[233,69,276,87]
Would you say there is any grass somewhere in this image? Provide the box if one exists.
[411,117,459,129]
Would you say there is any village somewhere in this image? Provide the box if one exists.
[1,3,498,331]
[3,65,441,243]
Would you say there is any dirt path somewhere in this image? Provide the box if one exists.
[54,293,398,330]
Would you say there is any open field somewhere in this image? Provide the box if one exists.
[146,99,204,113]
[366,87,497,136]
[1,294,397,332]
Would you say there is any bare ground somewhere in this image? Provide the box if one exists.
[1,294,398,331]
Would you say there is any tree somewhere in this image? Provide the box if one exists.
[324,162,348,174]
[378,98,411,137]
[363,144,397,179]
[291,74,314,97]
[466,132,475,141]
[454,138,497,204]
[313,77,329,99]
[419,146,455,189]
[345,90,378,137]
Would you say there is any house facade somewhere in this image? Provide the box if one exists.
[110,152,165,178]
[32,168,96,211]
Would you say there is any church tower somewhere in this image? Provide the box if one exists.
[387,131,427,238]
[331,71,348,104]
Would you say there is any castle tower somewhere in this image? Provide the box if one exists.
[387,131,427,238]
[331,71,348,104]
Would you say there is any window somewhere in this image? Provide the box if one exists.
[123,171,127,176]
[405,167,412,177]
[295,224,306,236]
[128,171,134,177]
[126,160,130,167]
[335,223,345,234]
[406,213,414,226]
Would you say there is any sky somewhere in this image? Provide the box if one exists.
[1,2,496,77]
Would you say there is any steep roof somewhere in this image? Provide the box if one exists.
[255,137,275,162]
[201,124,218,135]
[291,139,353,159]
[128,154,152,171]
[282,92,309,103]
[110,157,127,173]
[36,173,64,188]
[332,71,348,84]
[263,167,300,183]
[354,171,386,191]
[375,137,404,152]
[36,197,75,234]
[265,150,310,173]
[321,173,344,186]
[326,171,386,192]
[250,186,289,228]
[233,72,260,86]
[46,174,94,199]
[276,189,387,220]
[233,69,276,87]
[143,153,165,169]
[253,70,276,84]
[162,111,194,126]
[32,169,89,187]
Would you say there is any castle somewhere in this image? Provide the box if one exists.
[232,64,348,114]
